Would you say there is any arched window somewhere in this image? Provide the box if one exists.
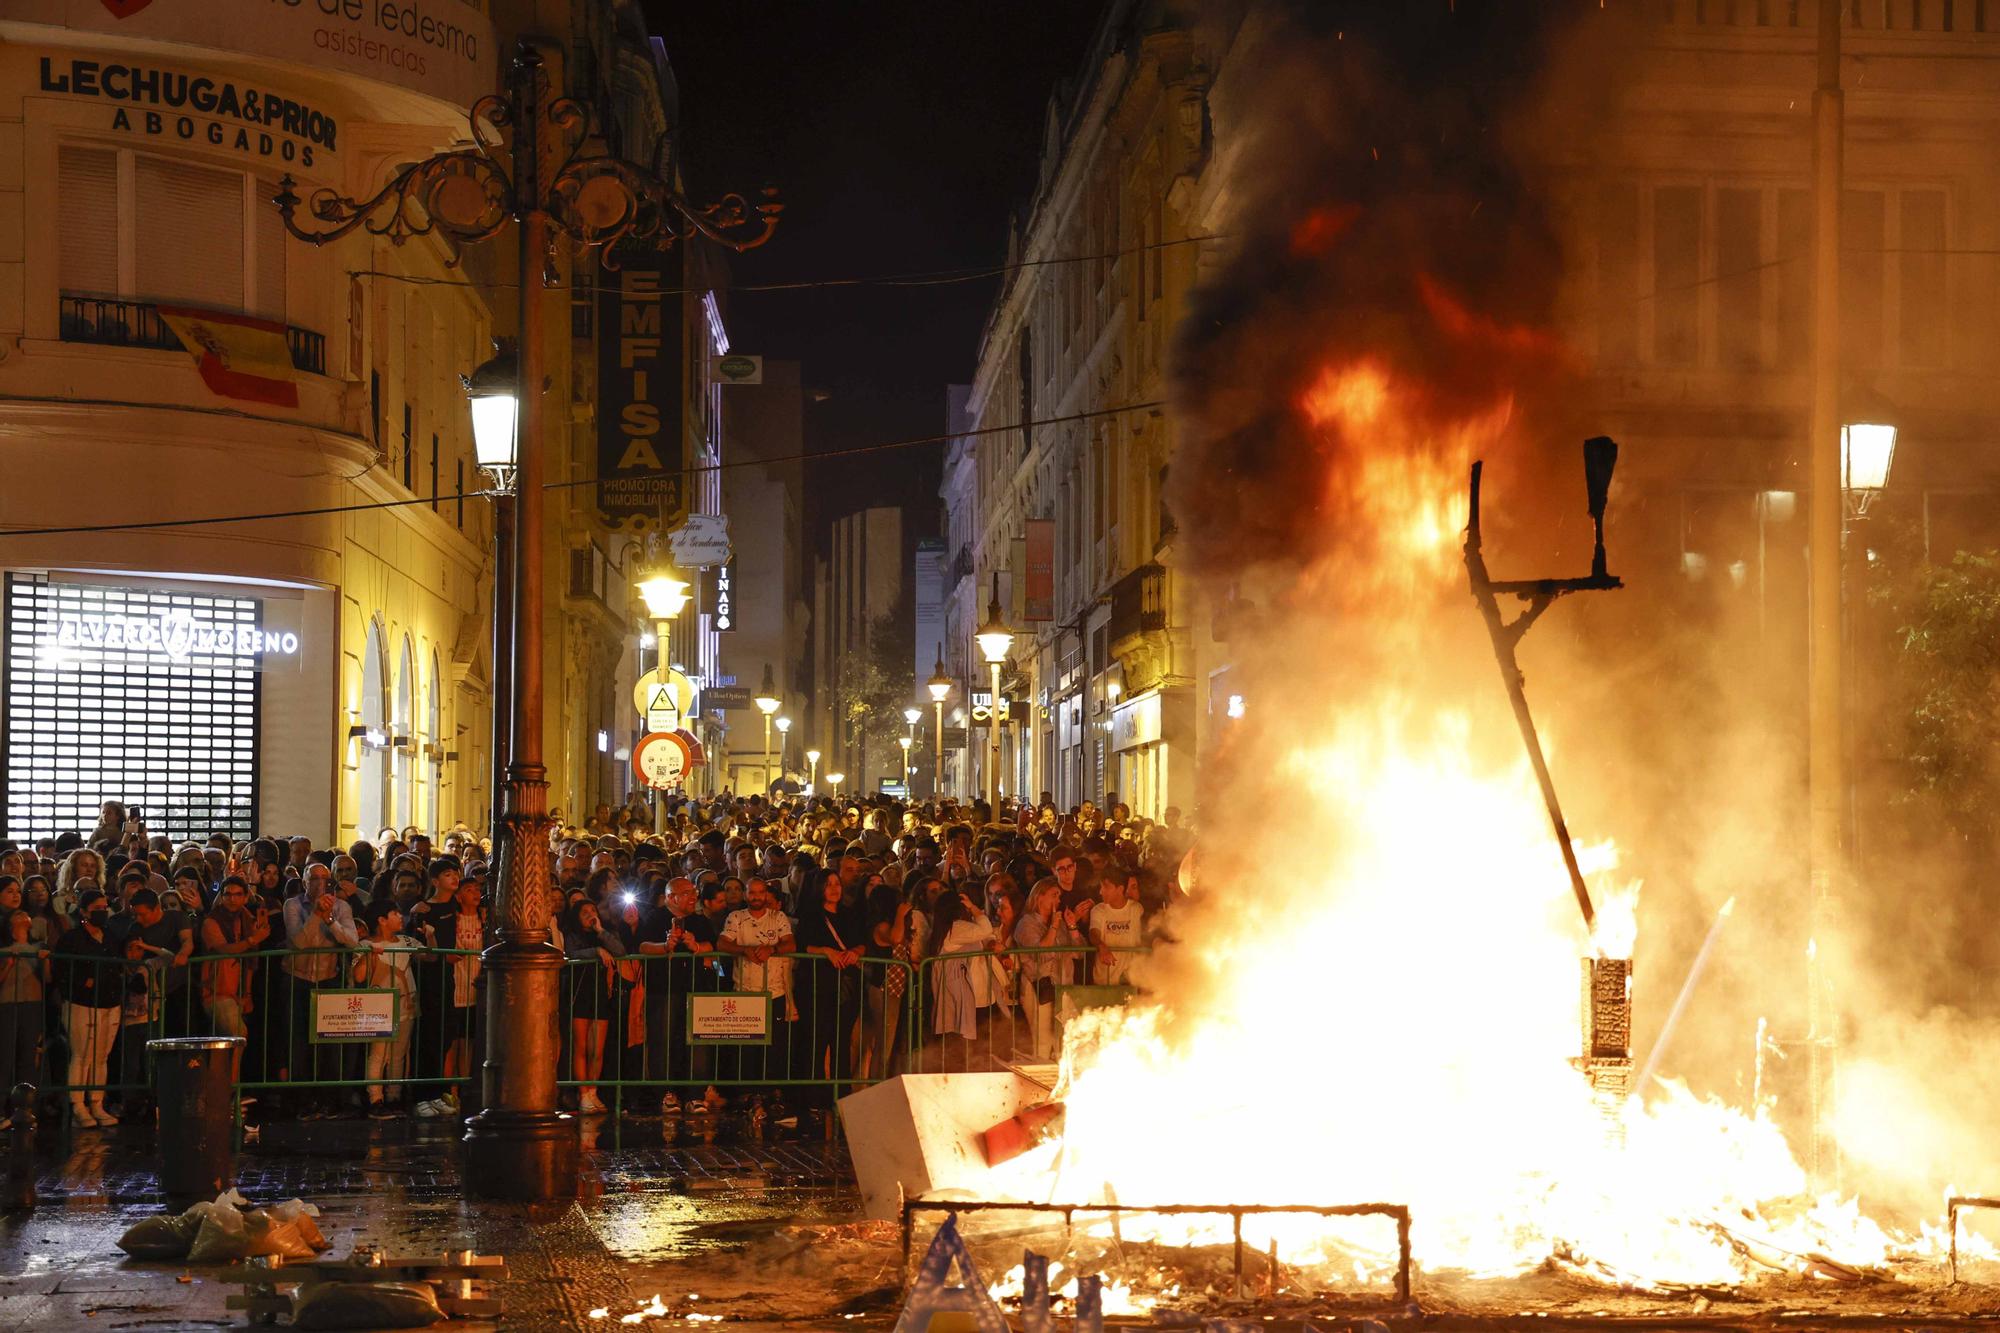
[358,619,389,840]
[428,651,444,836]
[394,636,415,832]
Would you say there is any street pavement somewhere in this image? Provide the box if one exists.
[0,1110,896,1331]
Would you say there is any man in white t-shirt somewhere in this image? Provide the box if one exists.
[1088,871,1143,986]
[718,877,795,1087]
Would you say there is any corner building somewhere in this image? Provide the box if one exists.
[0,0,505,845]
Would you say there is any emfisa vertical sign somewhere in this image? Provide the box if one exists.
[596,255,686,530]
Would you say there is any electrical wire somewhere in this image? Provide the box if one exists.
[349,232,1224,298]
[0,401,1165,540]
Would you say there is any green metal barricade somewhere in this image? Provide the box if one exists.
[907,944,1146,1075]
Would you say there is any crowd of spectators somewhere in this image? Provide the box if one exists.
[0,793,1190,1128]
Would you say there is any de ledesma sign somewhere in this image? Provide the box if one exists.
[3,0,498,111]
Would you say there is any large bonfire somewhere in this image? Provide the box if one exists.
[966,2,1981,1308]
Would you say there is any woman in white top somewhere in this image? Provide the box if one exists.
[926,890,995,1068]
[350,902,419,1116]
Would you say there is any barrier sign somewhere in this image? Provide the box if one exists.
[688,992,770,1045]
[311,988,398,1043]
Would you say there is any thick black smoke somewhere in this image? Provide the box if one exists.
[1168,0,1611,586]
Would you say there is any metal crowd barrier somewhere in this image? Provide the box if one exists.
[905,944,1145,1076]
[11,940,1150,1121]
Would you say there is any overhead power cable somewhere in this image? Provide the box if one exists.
[350,233,1224,298]
[0,401,1166,540]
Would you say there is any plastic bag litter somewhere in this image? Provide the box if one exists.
[186,1196,328,1263]
[117,1189,253,1259]
[291,1281,445,1329]
[115,1211,201,1259]
[265,1198,327,1255]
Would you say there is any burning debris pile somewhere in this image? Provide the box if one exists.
[912,1,2000,1315]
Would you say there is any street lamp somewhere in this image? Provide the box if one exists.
[898,734,913,788]
[754,663,781,796]
[463,341,518,841]
[827,771,845,799]
[1841,421,1897,517]
[277,38,777,1202]
[975,572,1014,821]
[634,563,692,624]
[806,748,821,791]
[927,646,952,799]
[775,716,791,781]
[633,554,691,829]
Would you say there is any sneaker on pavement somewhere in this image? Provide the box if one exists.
[368,1102,397,1120]
[90,1108,118,1126]
[414,1098,445,1118]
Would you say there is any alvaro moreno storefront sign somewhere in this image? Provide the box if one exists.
[0,0,497,111]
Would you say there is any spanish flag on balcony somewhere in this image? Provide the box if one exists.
[155,305,299,408]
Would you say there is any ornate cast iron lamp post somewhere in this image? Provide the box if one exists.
[275,39,777,1199]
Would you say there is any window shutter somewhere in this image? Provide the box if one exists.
[252,176,287,321]
[58,147,119,298]
[134,155,244,310]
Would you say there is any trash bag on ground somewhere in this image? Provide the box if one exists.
[265,1198,327,1255]
[186,1201,322,1262]
[116,1212,200,1258]
[117,1189,253,1258]
[291,1281,446,1329]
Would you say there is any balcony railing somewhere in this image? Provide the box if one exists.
[1108,561,1168,645]
[1657,0,1999,35]
[59,295,326,377]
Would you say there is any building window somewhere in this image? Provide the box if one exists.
[1898,188,1947,369]
[58,146,284,318]
[1715,187,1762,370]
[1651,186,1701,367]
[1595,177,1951,375]
[1016,333,1032,459]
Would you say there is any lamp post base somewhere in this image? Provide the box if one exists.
[462,938,577,1201]
[462,1106,578,1200]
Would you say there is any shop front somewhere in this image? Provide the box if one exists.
[1,569,334,843]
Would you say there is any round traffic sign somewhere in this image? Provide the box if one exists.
[632,730,693,790]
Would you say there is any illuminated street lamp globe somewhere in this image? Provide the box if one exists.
[927,649,952,704]
[806,748,821,768]
[775,716,792,737]
[827,771,845,794]
[975,578,1014,666]
[903,706,922,727]
[1842,420,1898,502]
[462,340,519,493]
[754,663,781,716]
[634,561,691,621]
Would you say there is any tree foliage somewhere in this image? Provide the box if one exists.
[1869,549,2000,852]
[832,606,914,786]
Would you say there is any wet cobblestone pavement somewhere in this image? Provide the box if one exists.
[0,1112,894,1331]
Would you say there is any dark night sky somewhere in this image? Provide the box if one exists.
[644,1,1107,545]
